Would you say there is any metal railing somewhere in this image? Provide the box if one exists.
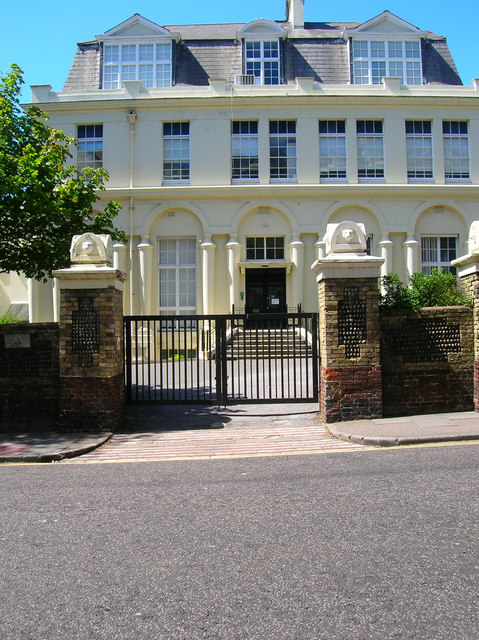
[124,312,318,404]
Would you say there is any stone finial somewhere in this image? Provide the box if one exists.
[469,221,479,254]
[324,221,367,255]
[70,233,113,266]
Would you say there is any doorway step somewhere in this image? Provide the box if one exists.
[227,327,313,360]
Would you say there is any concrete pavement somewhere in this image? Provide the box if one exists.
[1,405,479,463]
[0,431,112,462]
[329,411,479,446]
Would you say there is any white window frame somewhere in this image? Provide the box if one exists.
[103,41,172,89]
[357,120,384,181]
[244,39,281,85]
[319,120,347,181]
[246,237,285,261]
[443,121,470,182]
[269,121,297,181]
[351,38,422,85]
[158,238,197,315]
[163,122,190,183]
[77,124,103,170]
[406,121,433,181]
[421,236,457,275]
[232,121,259,182]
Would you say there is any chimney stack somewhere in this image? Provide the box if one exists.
[286,0,305,29]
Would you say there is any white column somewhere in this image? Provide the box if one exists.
[314,234,327,260]
[378,235,394,280]
[201,238,216,315]
[113,241,129,315]
[138,236,154,315]
[27,279,38,323]
[226,236,242,312]
[403,235,419,282]
[52,278,60,322]
[113,241,128,273]
[290,237,305,310]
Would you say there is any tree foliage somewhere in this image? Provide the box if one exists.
[379,270,472,308]
[0,64,123,280]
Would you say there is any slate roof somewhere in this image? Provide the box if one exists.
[62,20,462,92]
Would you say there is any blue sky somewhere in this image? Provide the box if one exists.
[0,0,477,100]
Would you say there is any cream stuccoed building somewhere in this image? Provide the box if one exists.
[2,0,479,321]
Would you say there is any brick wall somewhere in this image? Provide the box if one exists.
[380,306,474,416]
[318,277,382,422]
[0,323,59,430]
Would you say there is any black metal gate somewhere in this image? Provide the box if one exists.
[124,313,318,404]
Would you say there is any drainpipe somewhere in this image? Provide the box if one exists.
[127,110,137,315]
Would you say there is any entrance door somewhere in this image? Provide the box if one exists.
[245,268,287,328]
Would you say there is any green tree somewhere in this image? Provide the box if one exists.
[378,273,414,308]
[0,64,123,281]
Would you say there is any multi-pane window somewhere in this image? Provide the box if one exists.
[244,40,280,85]
[269,121,297,180]
[246,237,285,261]
[421,236,457,275]
[443,121,469,181]
[319,121,347,180]
[103,42,172,89]
[357,120,384,180]
[163,122,190,182]
[352,39,422,85]
[77,125,103,170]
[232,121,259,181]
[159,238,196,314]
[406,121,433,180]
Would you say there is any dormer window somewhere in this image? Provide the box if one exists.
[103,42,172,88]
[237,19,286,86]
[244,40,280,85]
[352,39,422,85]
[345,11,426,86]
[97,14,179,90]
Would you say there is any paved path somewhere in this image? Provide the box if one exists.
[67,404,366,463]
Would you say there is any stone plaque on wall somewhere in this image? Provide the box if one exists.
[4,334,31,349]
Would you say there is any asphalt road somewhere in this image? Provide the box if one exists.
[1,444,478,639]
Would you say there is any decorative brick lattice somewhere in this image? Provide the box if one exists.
[0,341,52,377]
[338,288,366,358]
[72,298,100,367]
[388,317,460,363]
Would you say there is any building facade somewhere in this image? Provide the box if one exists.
[2,0,479,321]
